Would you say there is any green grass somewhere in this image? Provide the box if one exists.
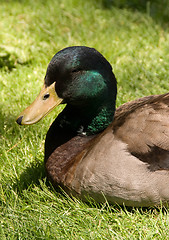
[1,0,169,239]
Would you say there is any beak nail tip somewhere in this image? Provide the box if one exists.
[16,116,23,125]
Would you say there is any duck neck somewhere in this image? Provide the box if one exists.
[59,99,116,136]
[45,97,116,161]
[85,102,116,135]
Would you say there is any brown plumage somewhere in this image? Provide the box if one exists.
[114,93,169,169]
[44,93,169,206]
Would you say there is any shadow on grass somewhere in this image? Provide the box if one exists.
[16,158,46,191]
[96,0,169,26]
[0,47,32,71]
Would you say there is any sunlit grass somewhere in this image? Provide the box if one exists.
[0,0,169,239]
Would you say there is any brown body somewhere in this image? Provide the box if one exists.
[45,93,169,206]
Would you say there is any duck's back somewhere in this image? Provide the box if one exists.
[114,93,169,158]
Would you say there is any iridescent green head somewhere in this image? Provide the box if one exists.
[16,46,117,135]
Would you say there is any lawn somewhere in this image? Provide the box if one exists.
[0,0,169,239]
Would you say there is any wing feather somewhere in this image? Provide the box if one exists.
[113,93,169,169]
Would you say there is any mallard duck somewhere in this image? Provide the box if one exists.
[16,46,169,207]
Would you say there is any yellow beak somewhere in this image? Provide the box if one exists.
[16,82,63,125]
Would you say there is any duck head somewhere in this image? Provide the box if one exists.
[16,46,117,135]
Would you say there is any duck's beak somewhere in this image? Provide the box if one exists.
[16,82,63,125]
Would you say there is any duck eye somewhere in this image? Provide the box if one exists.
[43,93,50,100]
